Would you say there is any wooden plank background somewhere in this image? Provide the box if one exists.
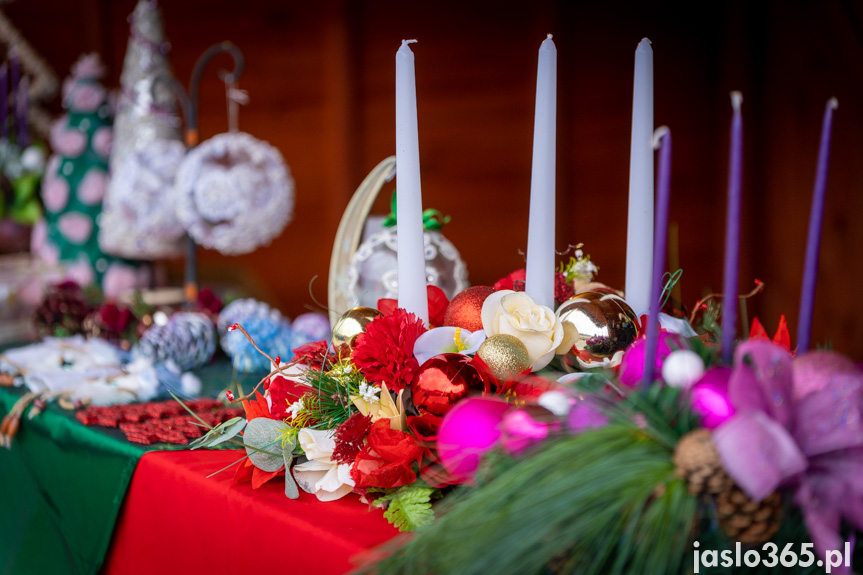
[7,0,863,359]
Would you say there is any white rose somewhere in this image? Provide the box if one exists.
[480,290,564,371]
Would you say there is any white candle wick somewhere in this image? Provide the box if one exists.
[401,39,418,47]
[546,33,553,40]
[637,37,652,49]
[730,91,743,111]
[828,97,839,110]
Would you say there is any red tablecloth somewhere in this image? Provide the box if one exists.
[103,450,400,575]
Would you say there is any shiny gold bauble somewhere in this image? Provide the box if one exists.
[476,334,532,382]
[556,292,639,358]
[331,307,383,358]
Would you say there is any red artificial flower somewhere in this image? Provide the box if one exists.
[494,268,573,307]
[377,286,450,327]
[265,375,306,419]
[494,268,526,292]
[98,303,134,333]
[749,315,792,352]
[554,271,575,305]
[234,390,285,487]
[351,308,427,392]
[406,413,442,445]
[332,413,373,465]
[351,419,423,490]
[196,288,224,315]
[291,340,335,370]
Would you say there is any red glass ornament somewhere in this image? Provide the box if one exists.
[411,353,483,417]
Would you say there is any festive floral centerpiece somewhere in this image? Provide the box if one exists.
[182,237,862,574]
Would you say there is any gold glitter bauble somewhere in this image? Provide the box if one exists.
[443,285,495,332]
[332,307,383,358]
[557,292,639,358]
[477,334,532,381]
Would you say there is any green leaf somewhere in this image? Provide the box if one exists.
[9,199,41,224]
[244,417,290,472]
[12,174,39,205]
[377,484,435,532]
[190,416,247,449]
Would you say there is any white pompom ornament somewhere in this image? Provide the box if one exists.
[661,349,705,389]
[174,132,294,255]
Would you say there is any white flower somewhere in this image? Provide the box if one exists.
[292,428,355,501]
[287,398,304,420]
[481,290,564,371]
[413,326,487,366]
[358,381,380,402]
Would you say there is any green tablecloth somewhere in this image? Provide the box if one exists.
[0,357,259,575]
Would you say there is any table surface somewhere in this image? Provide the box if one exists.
[0,356,398,575]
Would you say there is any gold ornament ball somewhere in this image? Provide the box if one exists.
[477,334,532,381]
[331,307,383,358]
[556,292,639,358]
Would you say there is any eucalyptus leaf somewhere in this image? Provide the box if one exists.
[244,417,289,472]
[284,449,299,500]
[190,416,247,450]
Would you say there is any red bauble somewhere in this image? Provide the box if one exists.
[411,353,484,417]
[443,285,495,332]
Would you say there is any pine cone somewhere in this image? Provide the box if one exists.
[34,282,92,337]
[716,485,782,544]
[673,429,733,496]
[138,312,216,370]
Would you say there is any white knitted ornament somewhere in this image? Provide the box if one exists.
[174,132,294,255]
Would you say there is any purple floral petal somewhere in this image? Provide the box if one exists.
[793,374,863,457]
[729,340,795,427]
[714,410,807,501]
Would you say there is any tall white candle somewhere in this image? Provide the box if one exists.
[525,34,557,310]
[395,39,429,325]
[624,38,654,318]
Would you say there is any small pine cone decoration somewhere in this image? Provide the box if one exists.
[716,485,783,544]
[138,312,216,370]
[673,429,733,496]
[34,282,93,337]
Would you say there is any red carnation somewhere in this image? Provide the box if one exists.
[196,288,224,315]
[350,419,423,490]
[291,340,335,370]
[332,413,373,465]
[351,308,427,392]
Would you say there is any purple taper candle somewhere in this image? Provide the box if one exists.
[642,126,671,386]
[797,98,838,353]
[9,51,18,138]
[0,64,7,140]
[720,92,743,364]
[16,77,28,148]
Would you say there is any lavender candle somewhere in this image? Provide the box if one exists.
[0,64,7,140]
[721,92,743,364]
[642,126,671,386]
[797,98,838,353]
[16,77,28,148]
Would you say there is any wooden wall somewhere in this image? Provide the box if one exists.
[7,0,863,359]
